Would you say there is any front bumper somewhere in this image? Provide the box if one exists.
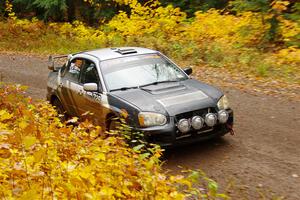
[136,109,233,147]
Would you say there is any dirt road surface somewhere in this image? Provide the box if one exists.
[1,53,299,199]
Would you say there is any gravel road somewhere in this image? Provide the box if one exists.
[1,53,299,199]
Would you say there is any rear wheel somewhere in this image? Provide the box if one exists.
[52,98,67,122]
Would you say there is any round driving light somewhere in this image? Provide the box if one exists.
[177,119,191,133]
[205,113,217,127]
[191,116,204,130]
[218,110,229,124]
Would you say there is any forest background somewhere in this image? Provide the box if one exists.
[0,0,299,84]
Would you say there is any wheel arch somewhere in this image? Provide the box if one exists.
[50,94,61,104]
[105,111,120,130]
[49,95,66,111]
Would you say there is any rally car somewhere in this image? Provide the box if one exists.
[47,47,234,147]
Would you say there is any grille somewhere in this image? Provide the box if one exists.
[175,107,214,122]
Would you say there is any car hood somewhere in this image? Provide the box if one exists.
[110,79,223,116]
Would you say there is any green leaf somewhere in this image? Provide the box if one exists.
[208,180,218,196]
[133,144,144,152]
[188,170,200,182]
[139,152,150,160]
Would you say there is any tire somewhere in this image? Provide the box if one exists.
[108,118,121,131]
[52,98,67,122]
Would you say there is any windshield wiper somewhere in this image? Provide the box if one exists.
[110,86,139,92]
[139,80,179,88]
[110,80,180,92]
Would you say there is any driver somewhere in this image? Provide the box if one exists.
[70,59,83,73]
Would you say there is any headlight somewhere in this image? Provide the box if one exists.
[217,95,230,110]
[138,112,167,127]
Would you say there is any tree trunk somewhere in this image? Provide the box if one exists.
[67,0,83,21]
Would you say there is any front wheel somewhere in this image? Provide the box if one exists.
[108,118,121,131]
[52,98,67,122]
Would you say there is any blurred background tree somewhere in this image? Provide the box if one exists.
[230,0,299,45]
[11,0,120,24]
[13,0,67,21]
[3,0,299,47]
[160,0,229,16]
[8,0,299,23]
[0,1,5,18]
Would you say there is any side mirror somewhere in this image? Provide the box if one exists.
[183,67,193,75]
[83,83,98,92]
[48,56,55,71]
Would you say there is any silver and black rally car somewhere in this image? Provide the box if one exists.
[47,47,234,147]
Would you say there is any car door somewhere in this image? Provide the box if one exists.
[75,59,105,126]
[57,58,84,116]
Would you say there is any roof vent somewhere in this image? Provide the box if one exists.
[114,48,137,55]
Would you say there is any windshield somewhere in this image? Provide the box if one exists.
[101,54,188,91]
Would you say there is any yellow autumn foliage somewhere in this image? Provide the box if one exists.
[4,0,16,20]
[0,84,229,199]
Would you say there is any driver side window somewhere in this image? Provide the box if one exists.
[65,58,84,82]
[79,61,102,91]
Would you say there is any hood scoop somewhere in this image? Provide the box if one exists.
[146,84,186,95]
